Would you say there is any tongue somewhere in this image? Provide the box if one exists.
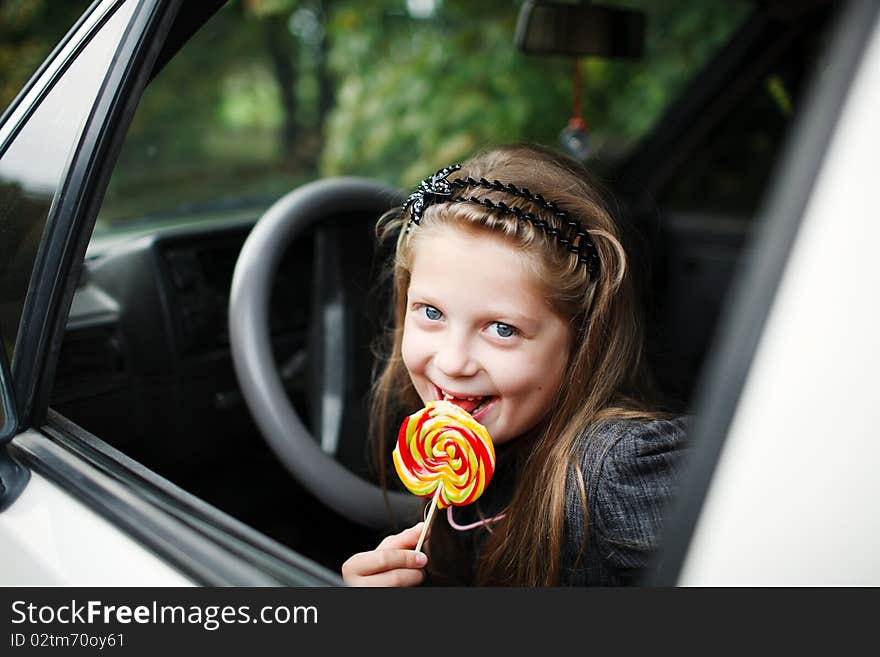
[447,397,482,414]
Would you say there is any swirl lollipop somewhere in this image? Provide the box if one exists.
[393,400,495,551]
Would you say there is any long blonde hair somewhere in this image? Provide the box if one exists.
[370,143,665,586]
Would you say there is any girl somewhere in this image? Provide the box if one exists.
[342,144,688,587]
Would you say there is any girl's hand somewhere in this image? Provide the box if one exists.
[341,522,429,587]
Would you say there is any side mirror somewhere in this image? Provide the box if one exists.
[515,1,646,59]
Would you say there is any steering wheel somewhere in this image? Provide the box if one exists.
[229,178,421,530]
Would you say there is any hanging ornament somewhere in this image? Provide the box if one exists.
[559,59,591,162]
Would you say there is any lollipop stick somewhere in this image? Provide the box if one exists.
[415,487,441,553]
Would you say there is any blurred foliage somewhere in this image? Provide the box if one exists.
[321,0,751,186]
[0,0,750,228]
[103,2,298,222]
[322,1,569,186]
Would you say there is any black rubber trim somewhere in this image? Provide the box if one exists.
[12,411,342,586]
[646,0,880,585]
[148,0,226,82]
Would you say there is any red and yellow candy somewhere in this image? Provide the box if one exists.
[392,400,495,509]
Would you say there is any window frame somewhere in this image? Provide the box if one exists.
[7,0,173,431]
[0,0,134,443]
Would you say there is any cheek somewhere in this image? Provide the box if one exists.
[496,346,569,411]
[535,348,569,408]
[400,320,425,375]
[493,352,551,395]
[544,343,570,390]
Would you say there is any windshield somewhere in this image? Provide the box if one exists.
[93,0,751,237]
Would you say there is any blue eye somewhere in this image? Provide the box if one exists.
[490,322,517,338]
[424,305,442,321]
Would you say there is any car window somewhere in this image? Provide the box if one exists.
[0,0,93,114]
[661,21,830,215]
[38,0,747,572]
[641,8,835,406]
[93,0,750,238]
[0,0,137,364]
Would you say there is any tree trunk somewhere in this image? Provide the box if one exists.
[263,16,298,169]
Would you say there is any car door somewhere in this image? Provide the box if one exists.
[649,0,880,585]
[0,0,341,586]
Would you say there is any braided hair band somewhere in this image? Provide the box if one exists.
[402,164,600,277]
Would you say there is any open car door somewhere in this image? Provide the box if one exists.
[0,0,340,586]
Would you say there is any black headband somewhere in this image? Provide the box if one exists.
[402,164,600,276]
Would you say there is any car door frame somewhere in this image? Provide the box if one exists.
[8,0,181,429]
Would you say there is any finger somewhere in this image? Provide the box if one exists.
[349,567,426,588]
[377,522,425,550]
[342,548,427,579]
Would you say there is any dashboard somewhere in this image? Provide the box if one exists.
[51,216,314,469]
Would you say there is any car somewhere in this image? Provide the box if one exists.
[0,0,877,586]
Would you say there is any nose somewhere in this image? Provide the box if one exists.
[432,329,479,378]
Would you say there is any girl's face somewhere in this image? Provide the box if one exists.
[401,225,572,445]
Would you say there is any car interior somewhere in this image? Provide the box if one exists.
[43,0,838,574]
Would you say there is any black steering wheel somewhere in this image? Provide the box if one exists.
[229,178,421,529]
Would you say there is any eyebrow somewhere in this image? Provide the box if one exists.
[406,288,441,305]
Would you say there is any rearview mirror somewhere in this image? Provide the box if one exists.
[515,1,645,58]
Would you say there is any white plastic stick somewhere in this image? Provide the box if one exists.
[415,487,441,553]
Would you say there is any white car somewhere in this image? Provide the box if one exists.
[0,0,876,585]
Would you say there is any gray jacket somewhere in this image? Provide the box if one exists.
[432,415,689,586]
[562,416,690,585]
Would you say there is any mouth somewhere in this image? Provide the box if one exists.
[432,384,497,420]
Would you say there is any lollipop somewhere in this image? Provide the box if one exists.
[393,400,495,551]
